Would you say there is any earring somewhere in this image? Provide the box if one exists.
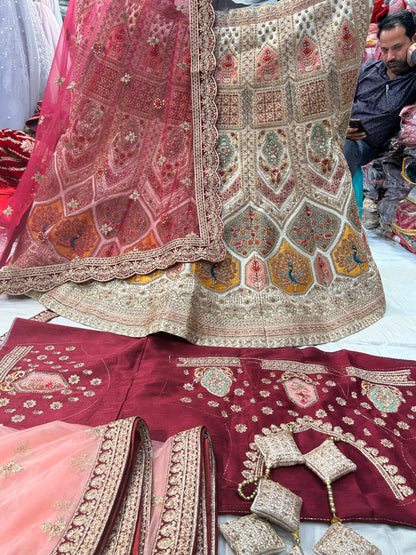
[303,437,382,555]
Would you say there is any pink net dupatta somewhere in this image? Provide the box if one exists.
[0,0,223,294]
[0,418,152,554]
[0,418,216,554]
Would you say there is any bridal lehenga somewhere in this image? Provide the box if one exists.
[0,0,385,347]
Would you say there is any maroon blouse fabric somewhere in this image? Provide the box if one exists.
[1,319,416,526]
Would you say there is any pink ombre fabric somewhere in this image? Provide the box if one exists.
[0,417,216,554]
[0,0,223,290]
[0,421,101,554]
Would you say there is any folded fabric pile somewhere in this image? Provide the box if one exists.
[362,104,416,252]
[0,417,216,554]
[0,129,35,214]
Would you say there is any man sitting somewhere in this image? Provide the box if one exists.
[344,10,416,177]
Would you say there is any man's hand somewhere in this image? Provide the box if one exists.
[346,126,367,141]
[407,42,416,67]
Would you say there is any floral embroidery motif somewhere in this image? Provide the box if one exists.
[92,41,104,53]
[147,36,159,47]
[194,367,235,397]
[246,257,268,291]
[101,223,113,236]
[362,382,404,413]
[216,52,238,85]
[33,171,45,183]
[120,73,131,84]
[180,121,191,132]
[40,516,66,540]
[13,372,69,394]
[129,190,140,201]
[315,254,333,286]
[337,22,358,61]
[124,131,137,143]
[71,453,92,472]
[297,36,321,74]
[282,374,319,408]
[256,45,280,82]
[154,98,167,109]
[67,199,79,210]
[2,206,13,217]
[36,231,49,242]
[0,459,23,478]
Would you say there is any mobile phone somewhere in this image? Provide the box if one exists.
[349,118,368,134]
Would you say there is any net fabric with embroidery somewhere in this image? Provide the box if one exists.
[0,0,224,290]
[0,417,216,554]
[32,0,385,348]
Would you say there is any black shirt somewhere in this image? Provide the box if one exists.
[351,50,416,152]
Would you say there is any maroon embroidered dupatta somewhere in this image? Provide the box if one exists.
[0,0,223,293]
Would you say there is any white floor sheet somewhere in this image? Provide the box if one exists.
[1,228,415,554]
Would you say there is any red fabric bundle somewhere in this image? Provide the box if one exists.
[0,129,34,214]
[371,0,389,22]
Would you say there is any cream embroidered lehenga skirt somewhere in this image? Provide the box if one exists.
[0,0,385,347]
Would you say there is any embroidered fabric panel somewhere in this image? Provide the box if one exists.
[119,333,416,524]
[0,412,216,554]
[33,0,385,348]
[0,318,146,427]
[150,426,216,554]
[0,420,104,554]
[0,0,224,292]
[2,320,416,526]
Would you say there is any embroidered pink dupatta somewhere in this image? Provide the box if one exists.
[0,418,216,554]
[0,0,223,293]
